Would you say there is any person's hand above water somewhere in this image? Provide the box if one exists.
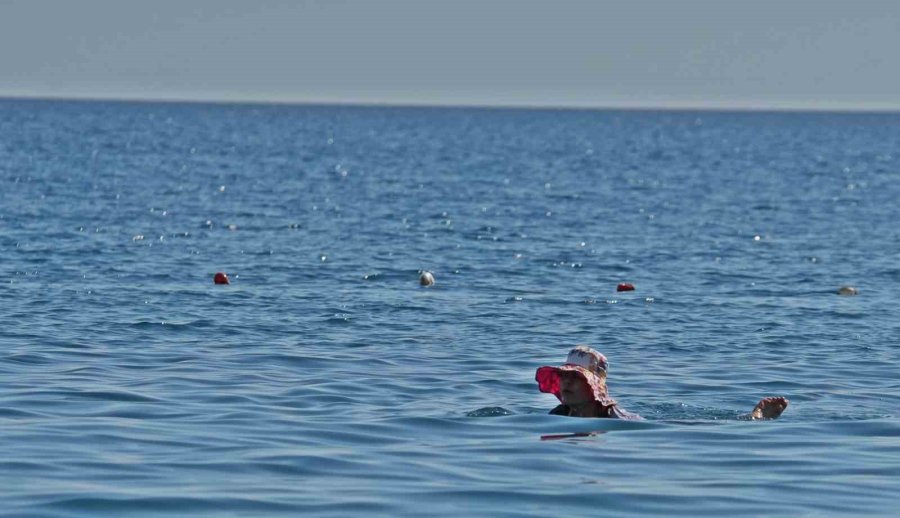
[750,397,789,420]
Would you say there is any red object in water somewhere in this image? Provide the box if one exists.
[214,272,230,285]
[616,283,635,292]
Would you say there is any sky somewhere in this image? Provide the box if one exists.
[1,0,899,110]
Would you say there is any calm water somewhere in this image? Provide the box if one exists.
[1,100,899,516]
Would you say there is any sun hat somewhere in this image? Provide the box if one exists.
[535,345,616,407]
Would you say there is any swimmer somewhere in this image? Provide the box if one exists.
[536,346,788,420]
[419,271,435,287]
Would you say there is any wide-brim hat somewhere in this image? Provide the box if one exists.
[535,346,616,407]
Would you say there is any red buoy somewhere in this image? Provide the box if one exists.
[617,283,635,292]
[214,272,230,285]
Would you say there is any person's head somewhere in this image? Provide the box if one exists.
[419,271,435,287]
[557,369,596,406]
[535,345,614,408]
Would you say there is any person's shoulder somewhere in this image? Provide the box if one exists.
[549,404,569,415]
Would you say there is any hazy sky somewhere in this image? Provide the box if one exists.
[1,0,899,109]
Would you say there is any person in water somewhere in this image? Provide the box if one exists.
[536,345,789,420]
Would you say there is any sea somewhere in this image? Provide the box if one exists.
[1,99,898,516]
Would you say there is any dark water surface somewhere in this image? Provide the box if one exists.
[1,100,899,516]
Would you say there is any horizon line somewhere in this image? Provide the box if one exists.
[3,93,900,115]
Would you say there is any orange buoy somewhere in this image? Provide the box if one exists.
[214,272,230,285]
[616,283,635,292]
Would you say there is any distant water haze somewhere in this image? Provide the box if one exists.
[1,0,899,110]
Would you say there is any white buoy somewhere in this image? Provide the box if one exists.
[419,271,435,287]
[837,286,858,296]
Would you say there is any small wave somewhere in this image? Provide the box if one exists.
[0,407,46,418]
[324,313,353,324]
[39,496,297,515]
[4,353,52,365]
[69,390,161,403]
[127,319,216,330]
[467,407,514,417]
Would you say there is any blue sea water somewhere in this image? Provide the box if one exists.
[1,99,899,516]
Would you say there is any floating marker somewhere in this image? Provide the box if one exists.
[214,272,230,285]
[617,283,635,292]
[837,286,858,296]
[419,271,435,287]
